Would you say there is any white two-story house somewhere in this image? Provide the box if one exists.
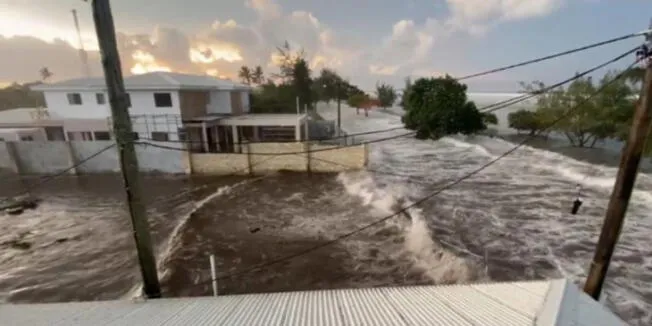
[21,71,309,152]
[30,72,252,142]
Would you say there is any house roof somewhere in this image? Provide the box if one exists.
[31,72,251,92]
[0,279,626,325]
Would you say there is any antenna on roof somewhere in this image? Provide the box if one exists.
[72,9,91,77]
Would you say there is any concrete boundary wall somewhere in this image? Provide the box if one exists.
[3,141,188,175]
[189,142,367,175]
[1,140,365,176]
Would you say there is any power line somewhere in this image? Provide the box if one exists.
[8,143,117,196]
[195,60,637,285]
[140,47,637,152]
[136,131,416,156]
[139,47,636,165]
[479,47,639,114]
[456,31,649,81]
[4,48,637,200]
[139,126,408,145]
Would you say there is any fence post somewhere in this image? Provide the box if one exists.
[209,254,218,296]
[304,141,311,173]
[64,141,79,175]
[246,142,253,175]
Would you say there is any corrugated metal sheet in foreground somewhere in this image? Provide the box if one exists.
[0,279,626,326]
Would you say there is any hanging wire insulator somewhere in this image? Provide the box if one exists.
[571,184,583,215]
[636,44,651,67]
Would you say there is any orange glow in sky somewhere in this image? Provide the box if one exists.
[190,44,243,63]
[130,50,171,74]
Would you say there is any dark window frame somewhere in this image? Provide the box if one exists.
[94,131,111,140]
[96,93,106,105]
[153,93,173,108]
[67,93,82,105]
[151,131,170,142]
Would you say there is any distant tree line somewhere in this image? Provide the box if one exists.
[244,41,405,115]
[507,67,643,149]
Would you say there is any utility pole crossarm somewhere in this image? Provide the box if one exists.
[583,20,652,300]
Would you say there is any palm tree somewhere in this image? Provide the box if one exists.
[39,67,53,81]
[238,66,252,85]
[252,66,265,85]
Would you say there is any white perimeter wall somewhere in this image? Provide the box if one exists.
[1,141,187,174]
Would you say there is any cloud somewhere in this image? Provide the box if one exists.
[446,0,563,31]
[0,0,565,90]
[369,65,400,76]
[0,35,102,82]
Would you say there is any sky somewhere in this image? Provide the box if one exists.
[0,0,650,92]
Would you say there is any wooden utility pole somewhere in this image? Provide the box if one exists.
[583,25,652,300]
[91,0,161,298]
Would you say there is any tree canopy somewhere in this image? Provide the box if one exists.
[238,66,252,85]
[0,82,45,111]
[521,72,635,147]
[249,41,364,114]
[347,93,369,109]
[402,76,486,139]
[507,109,544,135]
[375,82,397,109]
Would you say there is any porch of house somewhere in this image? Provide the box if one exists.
[182,114,309,153]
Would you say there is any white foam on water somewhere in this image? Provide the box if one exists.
[337,172,475,284]
[123,179,255,299]
[440,136,494,158]
[318,104,652,324]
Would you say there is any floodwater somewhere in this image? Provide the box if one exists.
[1,104,651,325]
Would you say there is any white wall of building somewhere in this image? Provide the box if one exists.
[128,90,181,116]
[241,91,250,113]
[44,90,182,118]
[207,90,232,114]
[44,91,111,119]
[43,90,182,141]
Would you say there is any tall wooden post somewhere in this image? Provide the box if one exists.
[583,26,652,300]
[91,0,161,298]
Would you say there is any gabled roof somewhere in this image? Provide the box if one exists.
[31,72,251,92]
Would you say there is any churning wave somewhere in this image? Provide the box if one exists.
[318,103,652,325]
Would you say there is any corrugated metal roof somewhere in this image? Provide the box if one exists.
[0,279,626,325]
[31,72,251,92]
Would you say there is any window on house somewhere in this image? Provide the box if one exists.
[154,93,173,107]
[81,132,93,141]
[96,93,106,105]
[94,131,111,140]
[177,128,187,142]
[67,93,82,105]
[20,136,34,141]
[130,132,140,141]
[0,137,5,141]
[151,132,169,141]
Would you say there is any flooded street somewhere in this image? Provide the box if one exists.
[1,106,652,325]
